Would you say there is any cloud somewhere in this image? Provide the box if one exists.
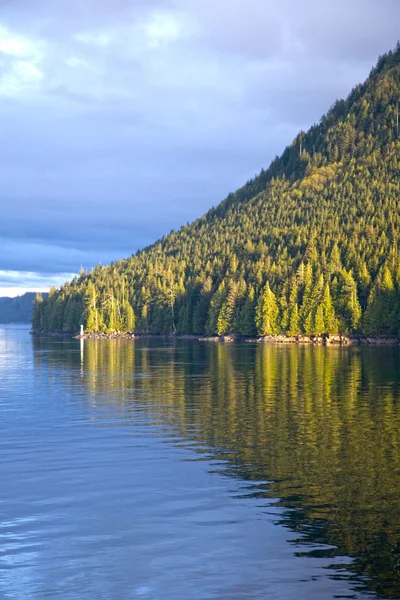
[0,0,398,292]
[0,59,43,95]
[0,270,75,297]
[0,24,42,58]
[0,25,45,95]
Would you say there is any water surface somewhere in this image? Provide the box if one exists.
[1,325,400,599]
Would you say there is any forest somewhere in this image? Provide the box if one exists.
[34,44,400,337]
[0,292,45,324]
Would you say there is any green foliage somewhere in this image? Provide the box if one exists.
[122,301,135,331]
[317,283,338,334]
[288,303,300,336]
[235,286,256,335]
[363,264,396,334]
[35,46,400,337]
[337,270,362,332]
[31,293,44,328]
[206,281,226,335]
[217,281,237,335]
[255,281,280,335]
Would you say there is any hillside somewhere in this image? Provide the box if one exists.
[34,44,400,337]
[0,292,47,324]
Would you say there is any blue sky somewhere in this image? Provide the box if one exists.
[0,0,399,296]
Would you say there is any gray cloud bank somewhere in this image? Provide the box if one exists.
[0,0,399,291]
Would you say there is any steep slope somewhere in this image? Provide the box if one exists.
[35,45,400,337]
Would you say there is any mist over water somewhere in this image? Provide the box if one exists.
[1,325,400,599]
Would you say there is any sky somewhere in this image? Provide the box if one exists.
[0,0,399,297]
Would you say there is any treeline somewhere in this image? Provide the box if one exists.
[34,44,400,337]
[0,292,47,324]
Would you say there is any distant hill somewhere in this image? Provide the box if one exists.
[35,44,400,336]
[0,292,47,324]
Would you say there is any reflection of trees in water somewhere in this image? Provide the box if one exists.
[32,337,400,598]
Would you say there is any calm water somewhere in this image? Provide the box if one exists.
[1,325,400,599]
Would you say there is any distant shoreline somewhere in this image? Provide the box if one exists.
[30,329,400,346]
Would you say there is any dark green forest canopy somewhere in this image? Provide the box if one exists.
[35,44,400,336]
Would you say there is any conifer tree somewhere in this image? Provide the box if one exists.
[313,304,325,334]
[364,265,395,333]
[255,281,280,335]
[299,264,314,331]
[192,277,213,334]
[32,293,43,330]
[303,311,314,335]
[329,243,342,274]
[217,282,237,335]
[341,270,362,331]
[102,290,120,331]
[236,286,256,335]
[321,283,337,333]
[84,282,99,332]
[288,303,300,336]
[122,301,135,331]
[206,281,226,335]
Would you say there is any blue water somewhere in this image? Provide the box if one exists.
[0,325,399,599]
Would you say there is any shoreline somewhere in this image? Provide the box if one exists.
[30,329,400,346]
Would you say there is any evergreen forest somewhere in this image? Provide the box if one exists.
[34,45,400,337]
[0,293,46,324]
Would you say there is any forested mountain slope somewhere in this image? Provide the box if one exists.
[0,292,46,323]
[35,45,400,336]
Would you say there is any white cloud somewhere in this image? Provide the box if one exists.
[0,25,43,60]
[0,25,45,96]
[70,9,194,69]
[74,30,113,47]
[65,56,87,68]
[17,60,43,80]
[64,55,101,76]
[144,10,190,48]
[0,271,76,297]
[0,26,35,56]
[0,286,46,297]
[0,60,44,95]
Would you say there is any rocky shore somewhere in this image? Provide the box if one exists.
[30,329,400,346]
[199,334,400,345]
[30,329,136,340]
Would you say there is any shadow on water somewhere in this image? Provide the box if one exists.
[32,336,400,599]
